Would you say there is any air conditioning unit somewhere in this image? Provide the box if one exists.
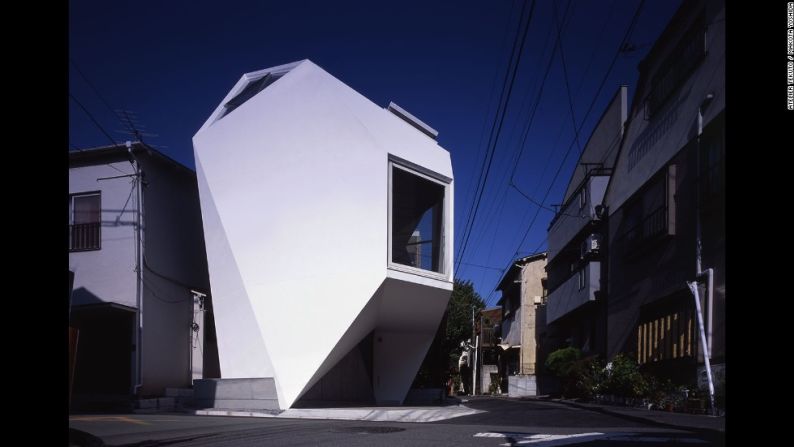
[581,234,602,257]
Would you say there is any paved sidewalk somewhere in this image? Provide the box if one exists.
[194,404,483,422]
[548,398,725,434]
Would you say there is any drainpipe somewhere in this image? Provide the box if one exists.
[129,141,144,397]
[687,97,716,416]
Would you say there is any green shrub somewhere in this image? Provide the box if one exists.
[571,356,605,399]
[601,354,647,398]
[545,347,582,378]
[545,347,584,398]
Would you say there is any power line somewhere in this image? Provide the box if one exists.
[70,58,151,141]
[477,1,577,305]
[463,2,575,280]
[483,0,649,306]
[459,0,522,225]
[507,0,575,185]
[142,277,191,304]
[459,261,505,272]
[455,0,537,276]
[457,0,532,272]
[70,58,119,119]
[69,93,130,175]
[69,93,119,148]
[552,0,583,155]
[513,0,648,244]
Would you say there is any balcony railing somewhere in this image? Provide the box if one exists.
[69,223,101,251]
[624,205,667,248]
[480,327,497,347]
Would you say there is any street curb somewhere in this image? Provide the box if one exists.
[551,399,725,436]
[69,428,105,447]
[193,405,483,423]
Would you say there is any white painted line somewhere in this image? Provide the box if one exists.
[474,432,533,438]
[604,434,708,443]
[507,432,605,446]
[473,431,707,445]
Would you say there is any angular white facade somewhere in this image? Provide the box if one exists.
[193,60,454,409]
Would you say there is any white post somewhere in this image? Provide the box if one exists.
[687,281,716,416]
[473,335,479,395]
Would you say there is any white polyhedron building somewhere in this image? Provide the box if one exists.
[192,60,454,410]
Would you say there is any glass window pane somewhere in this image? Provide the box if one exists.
[73,194,100,224]
[391,166,445,273]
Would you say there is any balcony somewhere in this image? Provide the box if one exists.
[546,261,600,324]
[547,176,609,260]
[623,205,669,254]
[480,327,498,347]
[69,223,101,251]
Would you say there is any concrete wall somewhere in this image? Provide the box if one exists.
[546,262,600,324]
[518,259,545,375]
[194,60,453,409]
[548,176,609,261]
[605,0,724,363]
[138,155,212,395]
[508,375,537,397]
[562,86,627,203]
[70,148,215,397]
[69,161,138,308]
[605,0,724,213]
[480,364,498,393]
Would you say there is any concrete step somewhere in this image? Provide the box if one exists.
[193,378,280,411]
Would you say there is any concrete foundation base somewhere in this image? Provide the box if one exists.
[193,378,279,410]
[508,375,537,397]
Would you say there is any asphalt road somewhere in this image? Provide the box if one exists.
[69,397,724,446]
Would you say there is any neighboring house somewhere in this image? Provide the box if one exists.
[545,86,627,358]
[603,0,724,387]
[476,306,502,394]
[192,60,454,410]
[495,253,547,397]
[69,143,218,404]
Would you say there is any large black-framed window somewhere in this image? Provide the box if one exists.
[69,192,101,251]
[389,163,447,274]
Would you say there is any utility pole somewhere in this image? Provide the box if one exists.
[129,141,144,397]
[471,306,475,395]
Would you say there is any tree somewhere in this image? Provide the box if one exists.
[442,279,485,369]
[411,279,485,389]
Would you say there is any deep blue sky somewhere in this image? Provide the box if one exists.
[70,0,681,305]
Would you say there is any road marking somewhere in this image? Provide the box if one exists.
[474,432,534,438]
[604,434,708,444]
[473,431,707,445]
[70,416,150,425]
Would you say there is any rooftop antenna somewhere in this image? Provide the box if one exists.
[115,109,158,144]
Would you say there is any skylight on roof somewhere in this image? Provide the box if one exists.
[219,72,284,120]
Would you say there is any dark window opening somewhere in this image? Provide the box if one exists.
[70,192,101,251]
[391,166,445,273]
[621,167,675,253]
[220,73,284,119]
[645,13,706,118]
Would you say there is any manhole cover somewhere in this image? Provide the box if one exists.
[332,426,405,434]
